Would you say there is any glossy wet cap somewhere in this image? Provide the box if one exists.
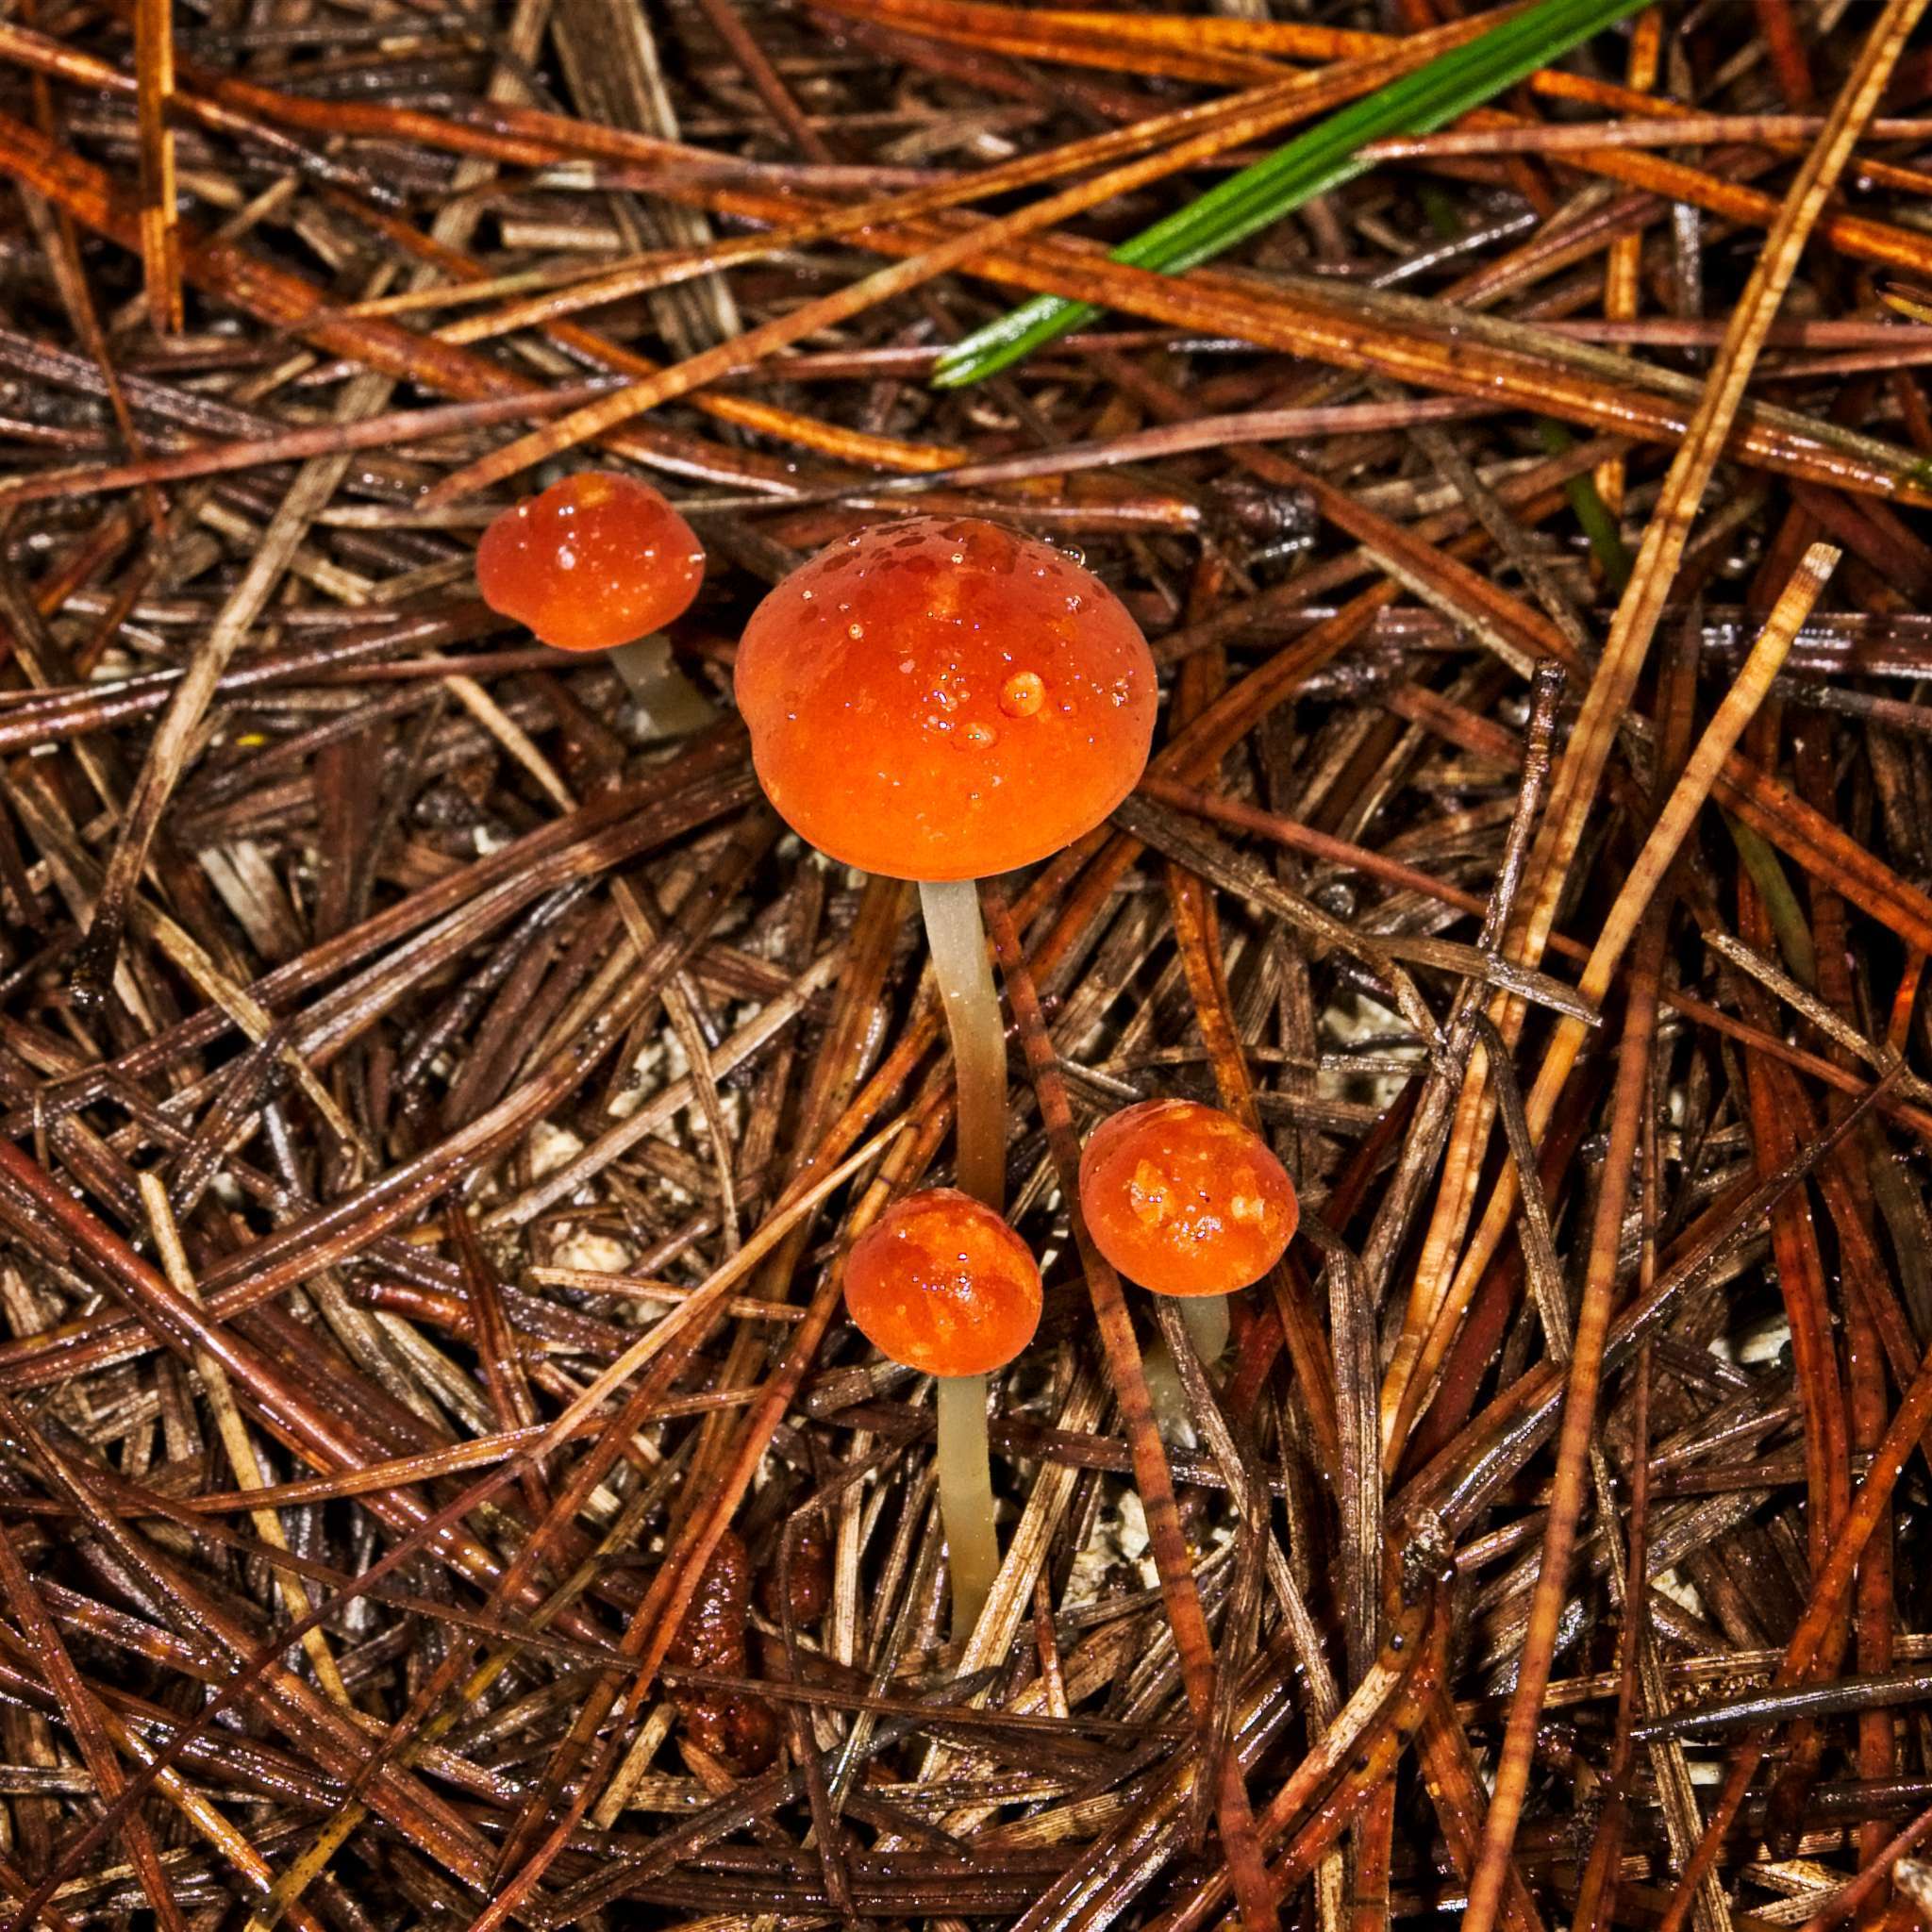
[844,1187,1042,1377]
[734,517,1158,880]
[476,471,704,653]
[1078,1099,1297,1297]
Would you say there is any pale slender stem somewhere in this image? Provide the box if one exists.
[936,1373,999,1640]
[1144,1296,1229,1441]
[607,634,718,740]
[1179,1292,1230,1369]
[918,877,1007,1211]
[1141,1339,1191,1441]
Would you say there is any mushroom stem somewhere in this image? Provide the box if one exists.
[1144,1299,1228,1440]
[935,1372,1000,1640]
[1179,1293,1229,1370]
[1141,1340,1192,1441]
[607,634,718,740]
[918,878,1007,1210]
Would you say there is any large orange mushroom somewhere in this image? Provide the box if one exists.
[475,471,714,735]
[845,1188,1042,1636]
[737,516,1158,1208]
[1079,1098,1297,1368]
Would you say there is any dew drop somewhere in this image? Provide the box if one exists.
[961,722,997,750]
[999,672,1045,719]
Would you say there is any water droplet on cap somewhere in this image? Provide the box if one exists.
[999,672,1044,718]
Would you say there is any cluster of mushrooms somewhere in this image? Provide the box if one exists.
[478,474,1301,1638]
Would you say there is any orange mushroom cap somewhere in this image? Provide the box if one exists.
[844,1187,1042,1377]
[1078,1099,1297,1298]
[734,517,1158,881]
[476,472,704,654]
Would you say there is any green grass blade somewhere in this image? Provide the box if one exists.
[931,0,1651,389]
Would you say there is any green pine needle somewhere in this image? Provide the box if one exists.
[1725,814,1819,991]
[1536,419,1633,590]
[931,0,1653,390]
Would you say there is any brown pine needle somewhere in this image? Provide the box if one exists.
[132,0,181,334]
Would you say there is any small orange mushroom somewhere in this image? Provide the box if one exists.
[738,517,1158,1208]
[846,1188,1042,1636]
[476,471,712,732]
[735,516,1156,884]
[1079,1098,1297,1367]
